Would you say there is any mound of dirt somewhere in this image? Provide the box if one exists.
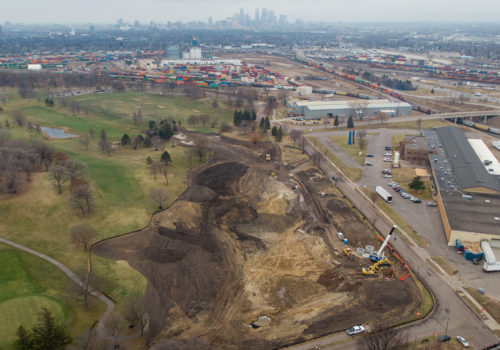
[181,185,217,202]
[197,162,248,195]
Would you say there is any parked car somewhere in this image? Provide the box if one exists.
[427,201,437,207]
[384,174,392,178]
[346,325,365,336]
[437,335,451,342]
[456,336,469,348]
[366,154,374,157]
[383,152,393,157]
[385,146,391,150]
[403,193,412,199]
[364,162,374,166]
[411,198,422,203]
[337,232,344,240]
[384,158,392,162]
[388,182,396,186]
[394,187,402,192]
[382,169,392,174]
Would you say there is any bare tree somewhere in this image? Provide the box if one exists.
[358,130,367,152]
[98,130,111,155]
[70,223,97,251]
[149,188,169,210]
[311,151,322,166]
[64,159,86,184]
[123,296,148,336]
[12,110,27,127]
[187,115,199,127]
[193,142,207,163]
[416,118,422,130]
[354,102,369,121]
[199,114,210,127]
[219,122,231,133]
[69,183,94,216]
[151,135,163,151]
[49,164,68,194]
[358,323,408,350]
[70,101,80,115]
[150,161,163,180]
[79,134,90,151]
[289,129,301,147]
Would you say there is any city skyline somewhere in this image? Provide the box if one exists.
[1,0,500,24]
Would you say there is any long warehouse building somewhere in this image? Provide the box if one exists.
[287,98,412,118]
[424,126,500,246]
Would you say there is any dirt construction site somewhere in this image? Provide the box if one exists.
[93,134,422,349]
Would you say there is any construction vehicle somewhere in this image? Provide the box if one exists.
[343,247,351,256]
[257,153,264,161]
[265,154,271,161]
[362,258,393,275]
[370,226,396,262]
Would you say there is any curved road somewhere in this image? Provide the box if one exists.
[0,237,114,336]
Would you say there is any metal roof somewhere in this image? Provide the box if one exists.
[435,127,500,193]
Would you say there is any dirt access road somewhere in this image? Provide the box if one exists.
[94,133,421,349]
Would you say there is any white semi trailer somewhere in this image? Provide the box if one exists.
[376,186,392,203]
[481,240,500,272]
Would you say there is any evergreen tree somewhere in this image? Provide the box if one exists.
[409,176,425,191]
[148,120,156,130]
[146,156,153,165]
[121,134,131,145]
[276,127,284,142]
[251,110,257,120]
[243,110,251,121]
[143,135,152,148]
[29,307,71,350]
[347,116,354,128]
[334,115,339,127]
[14,325,32,350]
[265,117,271,130]
[159,123,174,140]
[259,118,266,130]
[161,151,172,164]
[271,125,278,136]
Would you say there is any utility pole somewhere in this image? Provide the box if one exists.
[445,318,449,335]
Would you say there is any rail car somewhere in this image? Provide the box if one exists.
[459,119,500,135]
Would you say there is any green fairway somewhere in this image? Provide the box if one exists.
[0,90,230,345]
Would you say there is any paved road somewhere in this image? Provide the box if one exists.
[278,132,500,350]
[0,237,114,337]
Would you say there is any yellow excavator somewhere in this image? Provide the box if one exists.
[362,258,393,275]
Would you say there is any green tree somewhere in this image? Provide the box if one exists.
[121,134,131,145]
[347,116,354,129]
[16,307,71,350]
[14,325,32,350]
[161,151,172,164]
[259,117,266,130]
[145,156,153,165]
[409,176,425,191]
[265,117,271,130]
[251,110,257,120]
[271,125,278,136]
[334,115,339,127]
[430,88,435,94]
[276,127,284,142]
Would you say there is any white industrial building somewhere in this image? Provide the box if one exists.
[287,98,412,118]
[161,59,242,66]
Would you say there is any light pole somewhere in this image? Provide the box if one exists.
[445,318,449,335]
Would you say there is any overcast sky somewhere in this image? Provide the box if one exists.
[1,0,499,24]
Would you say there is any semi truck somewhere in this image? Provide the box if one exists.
[376,186,392,203]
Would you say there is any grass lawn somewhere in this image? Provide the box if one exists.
[431,256,457,276]
[328,135,367,165]
[0,91,223,344]
[465,287,500,324]
[309,136,363,182]
[0,245,105,349]
[391,167,433,200]
[280,136,309,165]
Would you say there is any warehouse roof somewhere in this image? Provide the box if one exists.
[435,127,500,193]
[441,190,500,236]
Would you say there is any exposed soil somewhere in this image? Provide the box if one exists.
[94,134,419,349]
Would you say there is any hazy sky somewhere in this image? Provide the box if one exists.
[1,0,499,24]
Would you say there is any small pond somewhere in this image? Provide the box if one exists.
[40,127,78,139]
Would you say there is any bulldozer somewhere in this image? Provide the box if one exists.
[362,258,393,275]
[265,153,271,161]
